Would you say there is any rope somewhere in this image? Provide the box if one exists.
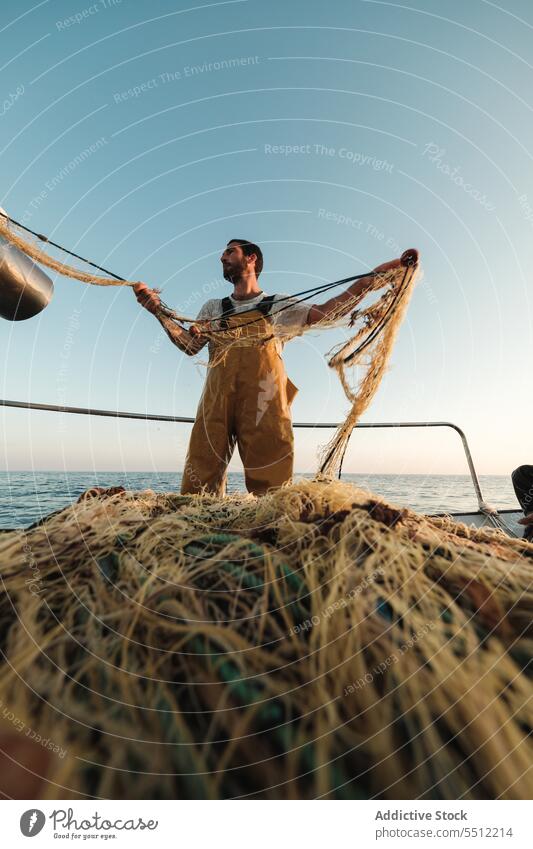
[158,270,383,331]
[319,263,417,477]
[0,209,128,284]
[340,262,412,364]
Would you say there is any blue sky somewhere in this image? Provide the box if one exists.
[0,0,532,476]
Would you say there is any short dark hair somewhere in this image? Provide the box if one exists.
[227,239,263,276]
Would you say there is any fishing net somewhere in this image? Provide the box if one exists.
[0,479,531,800]
[0,212,418,479]
[181,263,417,478]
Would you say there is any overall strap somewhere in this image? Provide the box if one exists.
[218,294,276,328]
[256,294,276,317]
[218,296,235,329]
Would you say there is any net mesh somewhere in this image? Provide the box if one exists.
[0,479,531,799]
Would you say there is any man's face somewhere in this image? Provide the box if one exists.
[220,243,250,282]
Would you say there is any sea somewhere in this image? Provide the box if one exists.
[0,471,521,529]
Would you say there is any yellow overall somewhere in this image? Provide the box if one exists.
[181,303,298,497]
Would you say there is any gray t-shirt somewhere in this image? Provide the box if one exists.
[194,292,310,355]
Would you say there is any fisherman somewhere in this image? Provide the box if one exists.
[134,240,418,496]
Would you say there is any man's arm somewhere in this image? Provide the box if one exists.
[518,513,533,526]
[133,283,207,356]
[305,249,419,326]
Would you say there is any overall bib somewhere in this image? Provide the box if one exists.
[181,296,298,497]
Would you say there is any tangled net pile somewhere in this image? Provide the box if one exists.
[0,213,417,477]
[0,479,532,799]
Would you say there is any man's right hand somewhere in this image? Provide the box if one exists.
[189,322,209,338]
[133,283,161,315]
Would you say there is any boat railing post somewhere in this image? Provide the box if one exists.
[340,420,487,512]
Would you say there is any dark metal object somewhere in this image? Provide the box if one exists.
[0,236,54,321]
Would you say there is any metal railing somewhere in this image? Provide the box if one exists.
[0,398,487,511]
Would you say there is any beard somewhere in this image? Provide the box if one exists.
[222,256,248,283]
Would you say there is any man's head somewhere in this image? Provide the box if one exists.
[220,239,263,283]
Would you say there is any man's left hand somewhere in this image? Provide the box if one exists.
[400,248,419,267]
[372,249,419,278]
[518,513,533,525]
